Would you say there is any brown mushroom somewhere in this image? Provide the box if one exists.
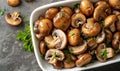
[106,47,114,58]
[45,49,64,69]
[104,15,117,32]
[68,29,82,46]
[105,29,113,43]
[5,11,22,26]
[61,7,72,16]
[109,0,120,10]
[68,41,87,55]
[87,38,98,50]
[7,0,20,7]
[76,53,92,67]
[80,0,94,16]
[39,41,46,55]
[116,15,120,31]
[93,3,111,21]
[112,32,120,49]
[95,1,108,7]
[53,11,71,31]
[45,7,58,20]
[82,18,101,37]
[44,29,67,50]
[96,30,105,44]
[71,13,86,28]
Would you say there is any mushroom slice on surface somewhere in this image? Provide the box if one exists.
[112,32,120,49]
[53,11,71,31]
[45,7,58,20]
[82,18,101,37]
[45,49,64,69]
[93,3,111,21]
[76,53,92,67]
[68,41,87,55]
[71,13,86,28]
[60,7,72,16]
[106,47,114,58]
[5,11,22,26]
[87,38,98,50]
[68,28,82,46]
[80,0,94,16]
[96,43,107,62]
[45,29,67,50]
[109,0,120,10]
[96,30,105,44]
[104,15,117,32]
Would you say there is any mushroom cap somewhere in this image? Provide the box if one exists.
[39,41,46,55]
[93,3,111,21]
[109,0,120,10]
[45,49,64,61]
[95,1,108,7]
[45,7,58,20]
[38,19,53,36]
[96,43,107,62]
[5,11,22,26]
[68,28,82,46]
[7,0,20,7]
[61,7,72,16]
[53,11,71,31]
[116,15,120,31]
[68,41,87,55]
[80,0,94,16]
[82,18,101,37]
[104,15,117,28]
[76,53,92,67]
[105,29,113,43]
[112,32,120,49]
[71,13,86,28]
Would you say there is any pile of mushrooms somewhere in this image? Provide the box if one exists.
[34,0,120,69]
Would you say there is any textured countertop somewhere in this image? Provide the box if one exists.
[0,0,120,71]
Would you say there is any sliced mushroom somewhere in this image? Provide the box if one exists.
[45,49,64,69]
[87,38,98,50]
[76,53,92,67]
[109,0,120,10]
[80,0,94,16]
[71,13,86,28]
[44,29,67,50]
[112,32,120,49]
[45,7,58,20]
[96,30,105,44]
[105,29,113,43]
[7,0,20,7]
[104,15,117,32]
[94,3,111,21]
[68,29,82,46]
[96,43,107,62]
[53,11,71,31]
[39,41,46,55]
[106,47,114,58]
[82,18,101,37]
[5,11,22,26]
[61,7,72,16]
[68,41,87,55]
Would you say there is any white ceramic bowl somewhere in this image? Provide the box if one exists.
[30,0,120,71]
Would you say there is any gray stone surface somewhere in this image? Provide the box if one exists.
[0,0,120,71]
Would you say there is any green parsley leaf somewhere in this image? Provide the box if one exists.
[101,21,104,27]
[83,35,89,40]
[70,32,75,37]
[58,6,63,10]
[0,9,5,15]
[24,19,30,24]
[93,36,97,42]
[74,3,80,8]
[60,24,65,28]
[63,50,69,54]
[45,42,50,46]
[69,49,73,54]
[104,42,111,47]
[101,49,107,59]
[53,52,57,58]
[60,13,64,17]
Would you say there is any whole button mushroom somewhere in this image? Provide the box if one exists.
[7,0,20,7]
[76,53,92,67]
[71,13,86,28]
[45,7,58,20]
[68,29,82,46]
[82,18,101,37]
[61,7,72,16]
[112,32,120,49]
[44,29,67,50]
[93,3,111,21]
[68,41,87,55]
[80,0,94,16]
[53,11,71,31]
[109,0,120,10]
[5,11,22,26]
[104,15,117,32]
[45,49,64,69]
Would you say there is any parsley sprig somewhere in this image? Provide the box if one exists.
[101,49,107,59]
[0,9,5,15]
